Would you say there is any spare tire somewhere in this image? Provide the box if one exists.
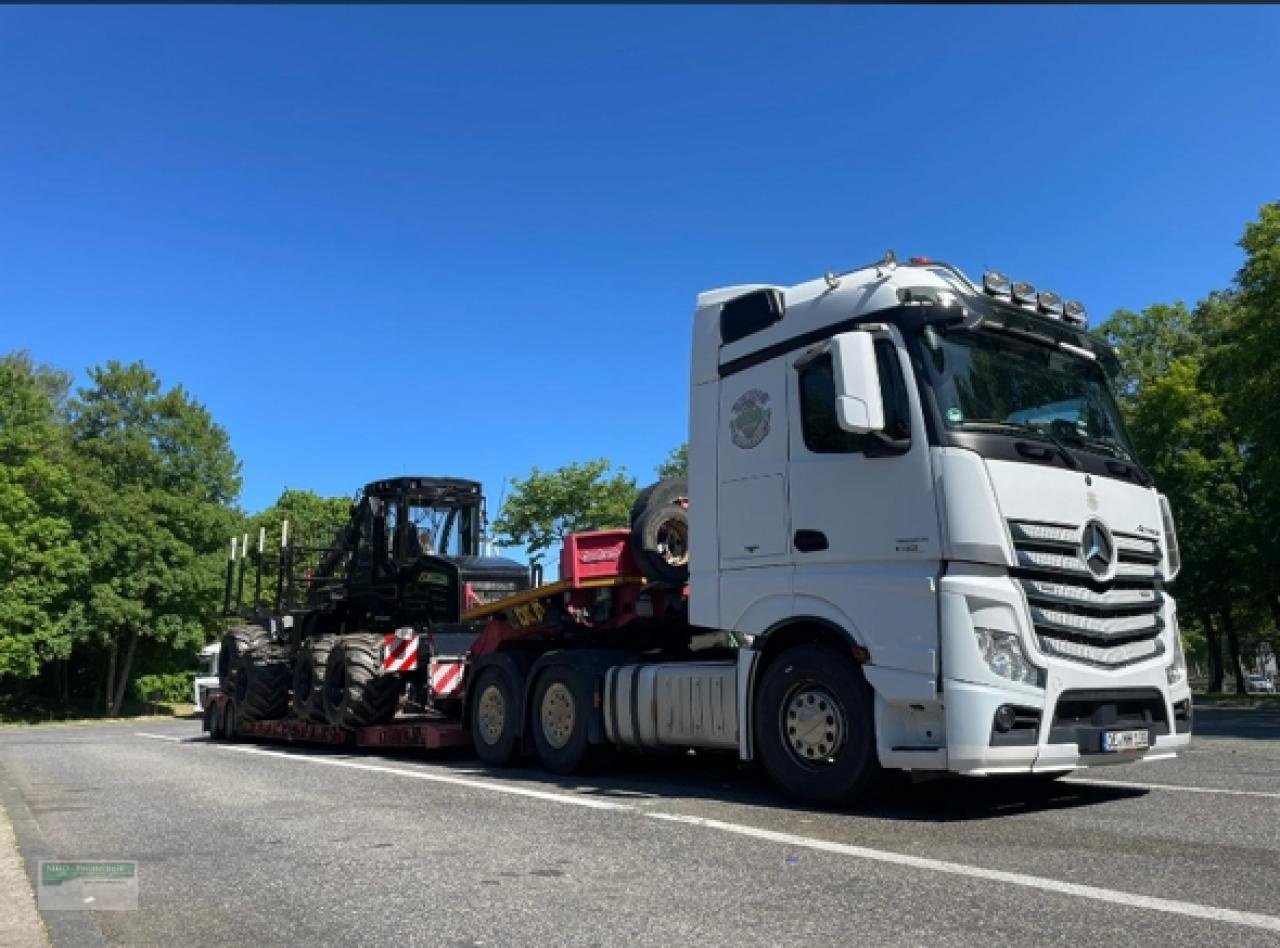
[630,478,689,585]
[218,625,271,689]
[292,635,336,723]
[323,634,400,729]
[232,646,291,722]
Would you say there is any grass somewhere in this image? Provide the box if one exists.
[0,702,199,727]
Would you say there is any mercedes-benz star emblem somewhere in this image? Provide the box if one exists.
[1080,519,1115,581]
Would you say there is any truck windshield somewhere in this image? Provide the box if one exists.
[920,325,1136,460]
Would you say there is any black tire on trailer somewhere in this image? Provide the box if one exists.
[218,625,271,689]
[754,644,881,806]
[632,503,690,586]
[205,699,224,740]
[322,634,400,729]
[470,666,520,767]
[232,648,292,722]
[630,478,687,528]
[530,664,593,775]
[223,699,239,742]
[292,635,337,723]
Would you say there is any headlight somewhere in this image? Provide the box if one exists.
[1166,613,1187,687]
[974,627,1045,688]
[1158,494,1181,580]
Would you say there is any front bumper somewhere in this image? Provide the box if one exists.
[940,572,1191,775]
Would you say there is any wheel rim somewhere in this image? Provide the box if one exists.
[781,684,847,767]
[655,515,689,567]
[540,682,576,750]
[476,683,507,746]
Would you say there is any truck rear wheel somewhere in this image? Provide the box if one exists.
[232,648,292,722]
[531,665,592,774]
[292,635,336,723]
[754,644,879,805]
[470,666,519,767]
[323,634,400,729]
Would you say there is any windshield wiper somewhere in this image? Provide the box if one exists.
[957,420,1081,470]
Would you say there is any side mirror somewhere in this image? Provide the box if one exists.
[831,331,885,434]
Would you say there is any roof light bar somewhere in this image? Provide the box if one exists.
[1062,299,1088,327]
[983,271,1012,297]
[1037,290,1063,317]
[1011,281,1037,306]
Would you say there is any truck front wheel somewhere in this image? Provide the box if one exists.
[754,644,879,805]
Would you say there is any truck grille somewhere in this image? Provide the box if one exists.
[1007,519,1165,668]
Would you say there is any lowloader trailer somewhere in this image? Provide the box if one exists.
[204,252,1191,804]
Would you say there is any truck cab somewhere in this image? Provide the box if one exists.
[687,253,1190,781]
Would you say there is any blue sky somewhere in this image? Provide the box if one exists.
[2,5,1278,527]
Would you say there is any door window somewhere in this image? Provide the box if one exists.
[798,340,911,454]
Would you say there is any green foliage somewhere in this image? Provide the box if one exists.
[493,459,637,564]
[0,355,88,679]
[132,671,194,704]
[68,361,242,714]
[657,443,688,479]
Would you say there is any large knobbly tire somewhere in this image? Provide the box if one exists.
[530,665,593,775]
[232,646,292,723]
[631,478,690,586]
[754,644,880,806]
[292,635,336,723]
[323,634,400,729]
[218,625,271,689]
[470,666,520,767]
[205,700,224,740]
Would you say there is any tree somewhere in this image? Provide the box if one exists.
[0,354,87,683]
[492,459,636,565]
[235,488,354,612]
[68,361,242,715]
[657,443,688,479]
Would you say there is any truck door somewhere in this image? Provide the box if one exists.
[786,330,940,686]
[716,357,792,630]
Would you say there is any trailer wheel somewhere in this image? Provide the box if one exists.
[470,666,519,767]
[323,634,400,729]
[630,477,687,528]
[531,666,592,774]
[754,644,879,806]
[292,635,336,723]
[232,648,292,722]
[218,625,271,689]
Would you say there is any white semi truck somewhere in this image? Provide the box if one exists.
[206,251,1190,805]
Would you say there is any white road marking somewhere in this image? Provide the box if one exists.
[135,733,633,811]
[646,812,1280,934]
[136,731,1280,933]
[1065,777,1280,800]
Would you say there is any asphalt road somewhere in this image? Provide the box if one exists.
[1,708,1278,947]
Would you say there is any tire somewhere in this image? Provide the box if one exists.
[223,699,239,742]
[530,665,593,775]
[632,503,690,586]
[470,666,521,766]
[206,700,224,740]
[754,644,880,806]
[232,647,292,722]
[323,634,401,729]
[218,625,271,689]
[292,635,337,723]
[631,478,687,528]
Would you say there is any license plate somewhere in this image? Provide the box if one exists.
[1101,729,1149,752]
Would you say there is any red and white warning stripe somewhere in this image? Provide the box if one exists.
[430,658,465,697]
[382,631,419,673]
